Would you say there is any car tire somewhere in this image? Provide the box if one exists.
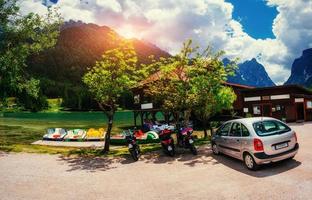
[244,153,259,171]
[212,143,220,155]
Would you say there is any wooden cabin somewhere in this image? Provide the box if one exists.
[239,85,312,122]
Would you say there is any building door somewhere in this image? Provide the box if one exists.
[262,104,272,117]
[296,103,305,121]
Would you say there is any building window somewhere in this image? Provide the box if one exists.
[276,105,281,111]
[307,101,312,109]
[253,105,261,115]
[243,108,249,113]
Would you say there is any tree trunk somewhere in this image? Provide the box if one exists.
[103,113,114,153]
[203,120,208,138]
[97,102,115,153]
[183,109,192,127]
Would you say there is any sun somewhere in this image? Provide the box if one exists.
[117,26,137,39]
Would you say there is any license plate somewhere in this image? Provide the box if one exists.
[275,142,288,150]
[189,139,194,144]
[128,144,133,148]
[168,146,173,151]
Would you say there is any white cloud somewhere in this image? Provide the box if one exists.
[18,0,312,85]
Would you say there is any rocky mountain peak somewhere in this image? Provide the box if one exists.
[285,48,312,87]
[224,58,275,87]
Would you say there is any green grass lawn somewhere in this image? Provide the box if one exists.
[0,111,132,154]
[0,111,209,156]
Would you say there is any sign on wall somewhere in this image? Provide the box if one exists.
[244,96,261,102]
[295,98,304,103]
[270,94,290,100]
[262,96,270,101]
[141,103,153,109]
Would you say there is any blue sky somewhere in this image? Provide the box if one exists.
[226,0,278,39]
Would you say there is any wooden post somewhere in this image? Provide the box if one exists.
[140,112,144,128]
[134,111,137,127]
[152,111,157,123]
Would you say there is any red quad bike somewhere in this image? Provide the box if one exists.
[159,129,175,157]
[177,127,197,155]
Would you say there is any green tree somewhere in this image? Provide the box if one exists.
[145,40,236,135]
[0,0,62,107]
[145,40,197,125]
[189,48,237,137]
[83,36,145,152]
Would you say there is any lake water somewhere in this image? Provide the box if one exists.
[0,111,136,132]
[2,111,134,123]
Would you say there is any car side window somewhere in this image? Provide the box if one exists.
[229,122,241,137]
[220,123,231,136]
[241,124,250,137]
[215,125,223,136]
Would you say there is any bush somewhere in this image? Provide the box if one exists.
[17,92,48,112]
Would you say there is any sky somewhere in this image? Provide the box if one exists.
[226,0,277,39]
[18,0,312,85]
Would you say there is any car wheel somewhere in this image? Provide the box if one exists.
[212,143,219,155]
[244,153,259,170]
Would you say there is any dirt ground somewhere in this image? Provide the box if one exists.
[1,122,312,200]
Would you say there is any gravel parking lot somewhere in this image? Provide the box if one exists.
[1,122,312,200]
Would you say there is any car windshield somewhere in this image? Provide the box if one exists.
[253,120,291,136]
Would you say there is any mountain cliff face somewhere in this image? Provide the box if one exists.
[224,58,276,87]
[284,48,312,87]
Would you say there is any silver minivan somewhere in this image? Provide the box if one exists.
[211,117,299,170]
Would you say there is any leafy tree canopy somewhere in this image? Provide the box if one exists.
[0,0,62,102]
[145,40,237,128]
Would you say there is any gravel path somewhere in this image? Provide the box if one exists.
[1,123,312,200]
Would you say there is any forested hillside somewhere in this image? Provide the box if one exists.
[27,21,170,110]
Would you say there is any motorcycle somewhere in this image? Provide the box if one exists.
[125,130,141,161]
[177,127,197,155]
[158,129,175,157]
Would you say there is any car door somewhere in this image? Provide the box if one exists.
[215,122,232,155]
[227,122,242,159]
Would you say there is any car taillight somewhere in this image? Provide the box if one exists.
[294,132,298,142]
[253,138,264,151]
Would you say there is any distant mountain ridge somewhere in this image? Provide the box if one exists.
[223,58,276,87]
[26,21,171,110]
[284,48,312,87]
[28,21,170,96]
